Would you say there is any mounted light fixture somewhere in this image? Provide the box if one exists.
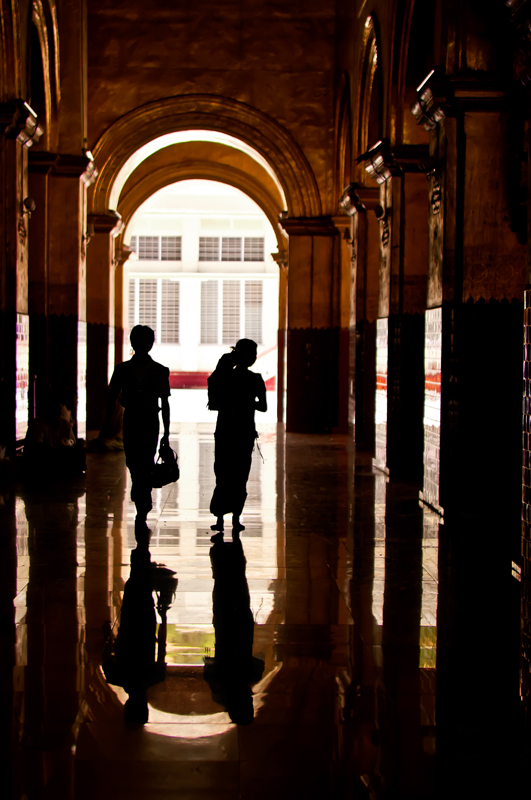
[339,183,366,215]
[16,102,43,148]
[81,149,98,187]
[410,70,445,131]
[356,139,393,185]
[22,197,36,218]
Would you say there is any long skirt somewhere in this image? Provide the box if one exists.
[209,430,255,518]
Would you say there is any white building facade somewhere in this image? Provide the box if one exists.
[124,181,279,384]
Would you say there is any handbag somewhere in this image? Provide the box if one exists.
[152,442,179,488]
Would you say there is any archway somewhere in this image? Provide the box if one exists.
[89,95,321,219]
[86,99,320,427]
[123,178,280,421]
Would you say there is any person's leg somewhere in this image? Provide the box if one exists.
[124,413,159,524]
[231,435,255,533]
[210,431,232,534]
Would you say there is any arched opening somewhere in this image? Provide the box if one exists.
[400,0,435,146]
[123,179,279,422]
[357,16,382,166]
[87,103,315,426]
[29,23,46,138]
[352,16,383,449]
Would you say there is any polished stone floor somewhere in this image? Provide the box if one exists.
[1,423,526,799]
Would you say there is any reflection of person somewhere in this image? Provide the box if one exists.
[204,538,264,725]
[208,339,267,536]
[101,325,170,528]
[102,545,177,725]
[24,391,86,477]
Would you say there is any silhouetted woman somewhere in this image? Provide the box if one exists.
[203,537,264,725]
[208,338,267,535]
[102,325,170,529]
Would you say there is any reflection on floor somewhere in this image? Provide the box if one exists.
[1,424,525,799]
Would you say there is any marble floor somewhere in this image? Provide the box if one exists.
[0,423,526,799]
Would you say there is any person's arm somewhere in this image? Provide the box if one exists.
[160,368,171,445]
[255,377,267,412]
[160,396,170,443]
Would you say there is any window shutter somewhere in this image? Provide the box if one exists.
[201,280,219,343]
[243,237,264,262]
[128,279,137,330]
[138,279,157,331]
[138,236,159,260]
[222,280,240,343]
[221,237,242,261]
[161,236,182,261]
[199,237,219,261]
[244,281,263,343]
[161,280,179,343]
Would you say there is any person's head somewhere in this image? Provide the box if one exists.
[130,325,155,354]
[233,339,257,368]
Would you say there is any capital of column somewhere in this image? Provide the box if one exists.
[272,251,288,269]
[278,215,337,237]
[88,210,123,238]
[29,151,96,183]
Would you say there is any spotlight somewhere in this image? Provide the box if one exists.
[410,70,445,131]
[356,140,393,185]
[22,197,36,217]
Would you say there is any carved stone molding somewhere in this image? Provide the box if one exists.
[88,211,123,238]
[29,151,95,181]
[279,215,337,237]
[90,95,322,219]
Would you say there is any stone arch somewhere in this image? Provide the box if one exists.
[392,0,436,145]
[356,15,383,165]
[90,95,322,218]
[116,160,287,262]
[334,72,352,203]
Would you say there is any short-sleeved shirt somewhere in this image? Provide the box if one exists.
[209,364,265,437]
[110,355,170,417]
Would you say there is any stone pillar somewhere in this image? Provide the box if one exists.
[341,185,380,448]
[416,76,525,790]
[28,152,93,433]
[272,252,288,423]
[280,216,342,433]
[0,103,38,452]
[359,144,429,480]
[332,215,354,435]
[113,245,132,368]
[86,211,122,431]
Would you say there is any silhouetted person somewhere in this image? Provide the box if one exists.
[101,325,170,528]
[102,543,177,725]
[24,390,86,477]
[208,338,266,536]
[203,538,264,724]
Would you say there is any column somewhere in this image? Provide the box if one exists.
[272,252,288,424]
[0,103,40,453]
[340,185,380,447]
[414,73,525,797]
[358,143,429,479]
[280,216,341,433]
[28,152,93,433]
[86,211,122,431]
